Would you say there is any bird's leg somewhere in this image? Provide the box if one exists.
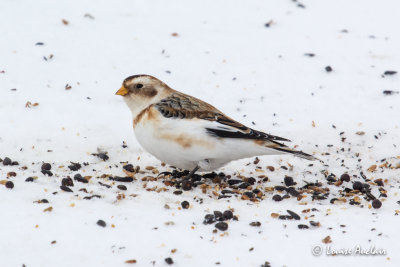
[181,165,200,191]
[185,165,200,180]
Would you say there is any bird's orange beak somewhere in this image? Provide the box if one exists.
[115,86,129,96]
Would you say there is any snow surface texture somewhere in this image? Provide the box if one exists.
[1,0,399,266]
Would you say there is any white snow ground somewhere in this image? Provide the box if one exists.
[1,0,400,266]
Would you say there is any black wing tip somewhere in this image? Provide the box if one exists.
[273,147,321,162]
[272,136,291,142]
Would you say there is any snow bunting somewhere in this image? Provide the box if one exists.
[116,75,317,175]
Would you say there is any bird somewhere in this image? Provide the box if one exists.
[116,74,317,178]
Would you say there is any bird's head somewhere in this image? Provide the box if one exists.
[116,74,172,116]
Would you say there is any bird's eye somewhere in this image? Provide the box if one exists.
[136,84,143,89]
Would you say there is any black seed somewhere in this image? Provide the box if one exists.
[41,170,53,176]
[11,161,19,166]
[96,153,109,161]
[287,187,300,197]
[181,201,189,209]
[221,189,234,194]
[304,53,315,57]
[298,224,309,229]
[213,211,224,221]
[215,222,228,231]
[98,182,111,188]
[3,157,12,166]
[41,199,49,203]
[182,180,192,191]
[60,185,73,192]
[284,176,295,186]
[243,191,254,198]
[68,162,81,171]
[238,182,251,189]
[383,90,399,95]
[97,220,106,227]
[227,179,242,186]
[165,257,174,265]
[325,66,333,72]
[173,190,182,195]
[223,210,233,220]
[74,173,88,183]
[5,181,14,189]
[203,214,216,225]
[110,176,133,182]
[61,177,74,187]
[247,177,256,185]
[123,164,135,172]
[274,185,287,191]
[309,221,320,227]
[25,177,34,182]
[252,188,261,195]
[117,185,127,190]
[372,199,382,209]
[41,163,51,171]
[287,210,301,220]
[84,195,101,200]
[374,179,384,186]
[340,174,350,182]
[272,194,282,202]
[202,172,217,179]
[353,181,363,191]
[278,215,290,220]
[249,221,261,227]
[384,70,397,75]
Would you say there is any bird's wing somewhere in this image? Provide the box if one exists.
[154,92,291,143]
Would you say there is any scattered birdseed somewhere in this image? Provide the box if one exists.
[117,185,127,190]
[203,214,216,225]
[384,70,397,75]
[287,210,300,220]
[165,257,174,265]
[223,210,233,220]
[298,224,309,229]
[41,163,51,171]
[68,162,82,171]
[325,66,333,72]
[3,157,12,166]
[5,181,14,189]
[340,174,350,182]
[249,221,261,227]
[61,177,74,187]
[353,181,363,191]
[74,173,88,183]
[215,222,228,231]
[60,185,73,192]
[41,170,53,176]
[181,201,189,209]
[322,236,332,244]
[182,180,192,191]
[284,176,295,186]
[123,164,135,172]
[97,220,106,227]
[372,199,382,209]
[110,177,133,182]
[92,153,109,161]
[272,194,282,202]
